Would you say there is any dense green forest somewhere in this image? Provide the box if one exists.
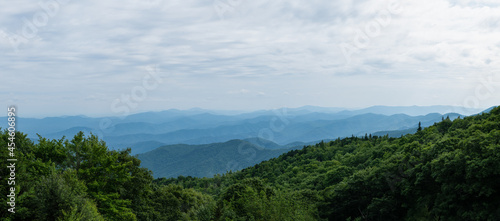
[1,106,499,220]
[137,140,298,178]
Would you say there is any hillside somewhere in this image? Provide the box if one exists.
[2,106,499,220]
[138,139,296,178]
[156,106,500,220]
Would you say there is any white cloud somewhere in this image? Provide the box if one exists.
[1,0,499,117]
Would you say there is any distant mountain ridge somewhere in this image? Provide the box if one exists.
[134,108,484,179]
[372,112,464,137]
[337,105,484,116]
[97,112,465,149]
[2,105,486,154]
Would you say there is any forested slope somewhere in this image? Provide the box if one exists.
[158,106,500,220]
[1,106,499,220]
[137,140,295,178]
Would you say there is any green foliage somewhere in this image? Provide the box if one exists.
[31,169,102,221]
[215,178,317,220]
[0,130,218,221]
[57,199,104,221]
[150,184,216,221]
[2,106,500,220]
[62,132,137,220]
[157,106,500,220]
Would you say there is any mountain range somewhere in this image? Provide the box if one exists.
[1,105,494,179]
[2,105,486,156]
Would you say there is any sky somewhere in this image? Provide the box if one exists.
[1,0,500,117]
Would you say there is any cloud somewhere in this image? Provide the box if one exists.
[228,89,250,94]
[1,0,499,117]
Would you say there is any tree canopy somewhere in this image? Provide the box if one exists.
[1,106,499,220]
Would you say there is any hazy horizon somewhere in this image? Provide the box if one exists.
[1,104,491,119]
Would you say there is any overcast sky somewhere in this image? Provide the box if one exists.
[1,0,499,117]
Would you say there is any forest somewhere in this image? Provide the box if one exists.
[1,106,499,220]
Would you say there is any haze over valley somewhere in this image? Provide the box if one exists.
[4,104,491,179]
[2,0,500,220]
